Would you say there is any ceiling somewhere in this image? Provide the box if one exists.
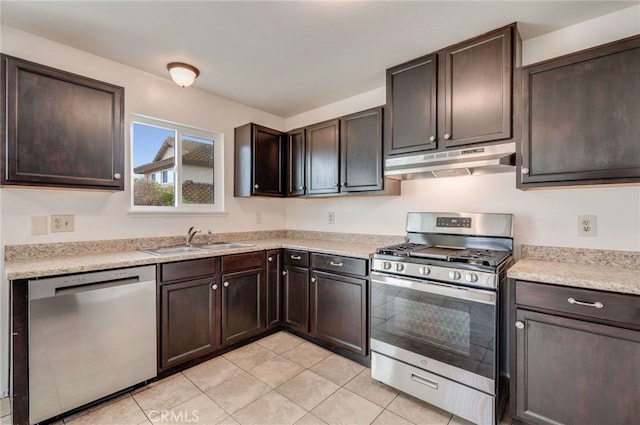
[1,1,637,118]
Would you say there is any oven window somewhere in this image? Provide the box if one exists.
[371,281,495,379]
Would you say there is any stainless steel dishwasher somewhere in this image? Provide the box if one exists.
[28,265,157,424]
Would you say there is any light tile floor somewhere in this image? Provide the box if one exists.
[6,332,511,425]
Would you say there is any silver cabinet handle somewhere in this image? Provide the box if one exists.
[515,321,525,329]
[113,173,122,180]
[329,261,343,267]
[290,255,302,260]
[311,277,316,283]
[282,271,287,276]
[211,284,218,290]
[268,256,273,262]
[429,136,436,142]
[298,186,304,190]
[341,182,346,187]
[521,167,530,175]
[223,281,229,287]
[567,298,603,309]
[444,133,451,140]
[254,184,259,189]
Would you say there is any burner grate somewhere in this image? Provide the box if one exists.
[375,242,431,256]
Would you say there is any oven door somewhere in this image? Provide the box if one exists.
[370,271,497,394]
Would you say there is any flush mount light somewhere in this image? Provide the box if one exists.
[167,62,200,88]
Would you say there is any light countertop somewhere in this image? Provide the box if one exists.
[508,245,640,296]
[6,238,382,280]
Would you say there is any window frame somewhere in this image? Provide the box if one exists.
[129,114,225,215]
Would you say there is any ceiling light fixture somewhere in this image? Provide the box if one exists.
[167,62,200,88]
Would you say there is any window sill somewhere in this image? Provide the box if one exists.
[128,207,227,217]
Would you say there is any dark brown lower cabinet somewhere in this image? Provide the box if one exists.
[160,277,220,370]
[283,265,310,333]
[266,249,283,328]
[511,280,640,425]
[221,267,266,346]
[310,270,367,355]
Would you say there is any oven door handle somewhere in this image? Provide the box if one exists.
[371,271,496,305]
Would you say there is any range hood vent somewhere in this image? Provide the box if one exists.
[385,142,516,180]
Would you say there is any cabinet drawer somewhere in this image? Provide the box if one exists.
[160,258,219,283]
[311,253,367,277]
[284,250,309,267]
[515,280,640,326]
[221,251,264,273]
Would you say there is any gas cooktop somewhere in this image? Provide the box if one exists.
[375,242,512,267]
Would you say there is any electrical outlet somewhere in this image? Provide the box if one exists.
[578,215,597,237]
[328,211,335,224]
[51,215,74,233]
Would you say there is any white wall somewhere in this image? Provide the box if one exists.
[0,25,288,396]
[284,5,640,253]
[0,25,288,247]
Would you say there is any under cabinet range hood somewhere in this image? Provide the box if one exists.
[385,143,516,179]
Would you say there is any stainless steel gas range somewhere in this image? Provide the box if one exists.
[370,212,513,425]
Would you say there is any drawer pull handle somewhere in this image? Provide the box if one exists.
[290,255,302,260]
[567,298,603,309]
[329,261,343,267]
[411,373,438,390]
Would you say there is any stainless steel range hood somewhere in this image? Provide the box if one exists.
[385,142,516,179]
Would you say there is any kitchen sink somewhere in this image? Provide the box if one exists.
[141,243,254,256]
[198,242,255,250]
[140,246,207,256]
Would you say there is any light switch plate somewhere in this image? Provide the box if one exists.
[31,216,48,235]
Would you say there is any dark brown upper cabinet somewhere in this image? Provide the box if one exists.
[234,123,285,197]
[1,54,124,190]
[305,119,340,195]
[287,128,306,196]
[385,23,519,157]
[443,25,515,148]
[518,35,640,188]
[340,107,384,192]
[386,54,438,156]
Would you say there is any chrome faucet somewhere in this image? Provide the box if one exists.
[186,226,201,246]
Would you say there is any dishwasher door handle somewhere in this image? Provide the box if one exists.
[55,277,141,296]
[29,265,156,300]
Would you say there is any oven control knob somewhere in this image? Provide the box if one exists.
[419,266,431,276]
[448,271,461,280]
[465,272,479,283]
[382,261,392,270]
[395,263,405,272]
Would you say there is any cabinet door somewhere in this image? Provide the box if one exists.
[519,36,640,188]
[160,277,220,370]
[266,250,283,328]
[340,107,383,192]
[306,119,340,195]
[514,309,640,425]
[310,271,367,355]
[253,124,285,196]
[283,265,309,333]
[287,129,306,196]
[221,268,265,346]
[443,25,513,147]
[1,54,124,190]
[385,53,438,156]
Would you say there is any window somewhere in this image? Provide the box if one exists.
[131,114,224,213]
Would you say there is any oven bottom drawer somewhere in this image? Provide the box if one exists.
[372,352,495,425]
